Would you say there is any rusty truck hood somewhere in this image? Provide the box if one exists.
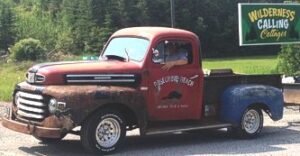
[28,60,143,85]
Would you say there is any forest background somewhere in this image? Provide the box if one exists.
[0,0,284,58]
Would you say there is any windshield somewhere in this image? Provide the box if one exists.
[102,37,149,62]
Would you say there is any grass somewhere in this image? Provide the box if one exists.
[203,55,279,74]
[0,55,279,101]
[0,61,34,101]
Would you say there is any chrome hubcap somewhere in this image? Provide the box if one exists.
[243,109,260,134]
[95,118,121,148]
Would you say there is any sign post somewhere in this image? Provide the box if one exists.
[239,3,300,46]
[170,0,176,28]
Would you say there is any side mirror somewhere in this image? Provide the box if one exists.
[152,48,163,63]
[152,48,160,57]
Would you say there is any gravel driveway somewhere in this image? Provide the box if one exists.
[0,102,9,120]
[1,102,300,156]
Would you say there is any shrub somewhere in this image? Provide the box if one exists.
[277,44,300,76]
[9,38,46,61]
[47,50,79,61]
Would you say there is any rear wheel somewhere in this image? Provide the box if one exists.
[234,107,263,138]
[80,109,126,154]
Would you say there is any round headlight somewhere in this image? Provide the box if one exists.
[49,98,57,114]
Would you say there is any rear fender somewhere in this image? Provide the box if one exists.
[220,85,283,125]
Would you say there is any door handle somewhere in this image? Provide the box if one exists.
[190,75,199,80]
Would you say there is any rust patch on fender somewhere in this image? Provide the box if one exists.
[42,85,147,127]
[9,82,147,137]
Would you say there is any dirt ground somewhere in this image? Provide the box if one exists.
[0,101,9,121]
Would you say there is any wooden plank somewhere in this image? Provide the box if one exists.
[283,83,300,105]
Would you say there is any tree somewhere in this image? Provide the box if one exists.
[276,0,300,75]
[1,0,284,57]
[277,45,300,75]
[61,0,97,53]
[0,0,15,51]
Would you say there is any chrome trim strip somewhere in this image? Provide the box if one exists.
[18,104,45,113]
[140,86,148,91]
[18,98,45,107]
[67,79,135,83]
[94,76,112,80]
[17,110,44,119]
[29,61,94,73]
[19,91,43,100]
[66,74,135,77]
[146,123,232,135]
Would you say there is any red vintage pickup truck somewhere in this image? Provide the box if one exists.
[2,27,283,154]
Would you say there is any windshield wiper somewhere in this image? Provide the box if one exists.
[124,48,130,62]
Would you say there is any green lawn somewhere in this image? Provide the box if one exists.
[0,61,33,101]
[0,55,279,101]
[203,55,279,74]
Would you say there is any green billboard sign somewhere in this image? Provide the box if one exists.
[239,3,300,46]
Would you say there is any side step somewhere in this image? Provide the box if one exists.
[145,121,232,135]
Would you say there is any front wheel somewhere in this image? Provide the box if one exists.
[80,109,126,154]
[234,107,263,138]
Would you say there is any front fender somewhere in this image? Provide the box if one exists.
[14,82,148,135]
[220,85,283,125]
[43,85,147,128]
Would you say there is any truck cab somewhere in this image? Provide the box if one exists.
[2,27,284,154]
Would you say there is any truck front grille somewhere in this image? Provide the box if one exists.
[15,91,48,122]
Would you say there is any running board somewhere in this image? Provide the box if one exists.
[145,123,232,135]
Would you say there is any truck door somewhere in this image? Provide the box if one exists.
[147,39,203,121]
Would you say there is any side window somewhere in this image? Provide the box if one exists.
[152,40,193,64]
